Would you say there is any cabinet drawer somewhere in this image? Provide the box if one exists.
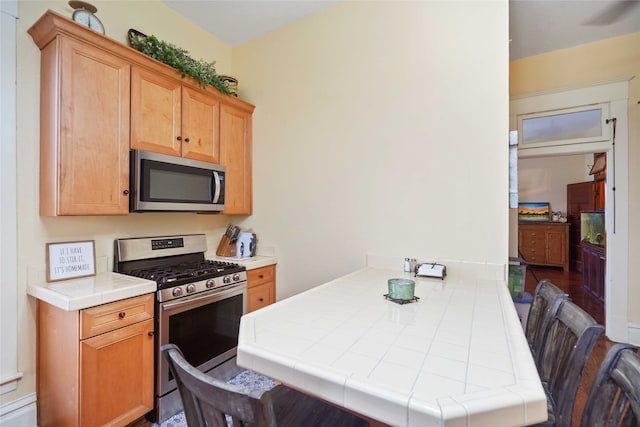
[247,282,274,313]
[80,293,154,340]
[521,236,545,247]
[247,265,275,288]
[520,247,542,259]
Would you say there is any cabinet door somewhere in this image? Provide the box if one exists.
[546,229,567,266]
[247,266,276,312]
[220,103,253,214]
[582,245,593,293]
[594,249,606,303]
[247,282,274,312]
[80,319,154,427]
[182,86,220,163]
[54,37,130,215]
[131,66,182,157]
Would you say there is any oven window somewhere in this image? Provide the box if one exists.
[168,293,243,369]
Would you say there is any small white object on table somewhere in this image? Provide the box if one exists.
[237,266,547,427]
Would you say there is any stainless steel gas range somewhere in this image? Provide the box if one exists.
[114,234,247,423]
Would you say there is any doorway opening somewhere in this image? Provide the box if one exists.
[518,150,608,326]
[510,78,630,343]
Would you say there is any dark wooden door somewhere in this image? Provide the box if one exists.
[567,181,594,272]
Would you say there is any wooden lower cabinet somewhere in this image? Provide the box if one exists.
[518,222,570,272]
[247,265,276,312]
[37,294,155,427]
[582,242,605,305]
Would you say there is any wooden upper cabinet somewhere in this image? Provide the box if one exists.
[130,66,182,157]
[220,102,253,215]
[30,10,255,216]
[181,86,220,162]
[38,36,131,216]
[131,66,220,163]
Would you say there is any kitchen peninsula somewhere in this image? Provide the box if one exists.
[237,261,547,426]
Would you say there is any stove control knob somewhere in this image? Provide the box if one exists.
[233,273,241,282]
[206,279,215,288]
[223,276,231,284]
[172,287,183,297]
[186,284,196,293]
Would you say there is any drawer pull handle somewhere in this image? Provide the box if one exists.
[259,298,264,302]
[118,312,126,319]
[259,274,264,279]
[148,331,154,337]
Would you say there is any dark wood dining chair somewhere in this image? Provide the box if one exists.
[533,299,604,427]
[525,279,568,365]
[580,343,640,426]
[162,344,370,427]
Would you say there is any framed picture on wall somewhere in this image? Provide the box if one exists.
[518,202,550,222]
[46,240,96,282]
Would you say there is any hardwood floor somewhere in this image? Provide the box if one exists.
[523,265,613,427]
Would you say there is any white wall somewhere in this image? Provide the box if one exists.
[2,0,237,415]
[519,154,593,214]
[232,0,510,298]
[4,0,510,420]
[1,0,20,402]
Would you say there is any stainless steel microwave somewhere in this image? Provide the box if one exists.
[130,150,225,212]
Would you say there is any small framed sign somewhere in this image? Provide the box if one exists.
[46,240,96,282]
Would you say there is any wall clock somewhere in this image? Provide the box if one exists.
[69,1,105,35]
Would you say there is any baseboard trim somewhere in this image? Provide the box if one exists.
[0,393,37,427]
[628,323,640,346]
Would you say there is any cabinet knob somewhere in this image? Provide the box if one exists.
[184,137,190,143]
[118,312,126,319]
[148,331,155,337]
[123,189,130,195]
[259,274,264,279]
[177,136,182,141]
[259,298,264,302]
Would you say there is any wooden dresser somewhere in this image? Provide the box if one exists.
[518,222,570,272]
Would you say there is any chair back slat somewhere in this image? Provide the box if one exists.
[580,344,640,427]
[526,279,568,364]
[163,343,275,427]
[537,299,603,427]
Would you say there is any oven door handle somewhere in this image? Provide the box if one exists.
[161,284,245,312]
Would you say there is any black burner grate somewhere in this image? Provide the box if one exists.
[383,294,420,305]
[124,259,244,287]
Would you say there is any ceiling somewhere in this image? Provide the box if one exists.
[162,0,640,60]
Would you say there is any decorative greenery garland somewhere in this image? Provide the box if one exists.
[129,31,233,95]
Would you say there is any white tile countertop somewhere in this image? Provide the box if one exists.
[27,272,157,311]
[237,266,547,427]
[27,256,276,312]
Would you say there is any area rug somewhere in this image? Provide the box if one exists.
[154,370,276,427]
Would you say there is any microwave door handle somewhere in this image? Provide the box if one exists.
[212,171,221,203]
